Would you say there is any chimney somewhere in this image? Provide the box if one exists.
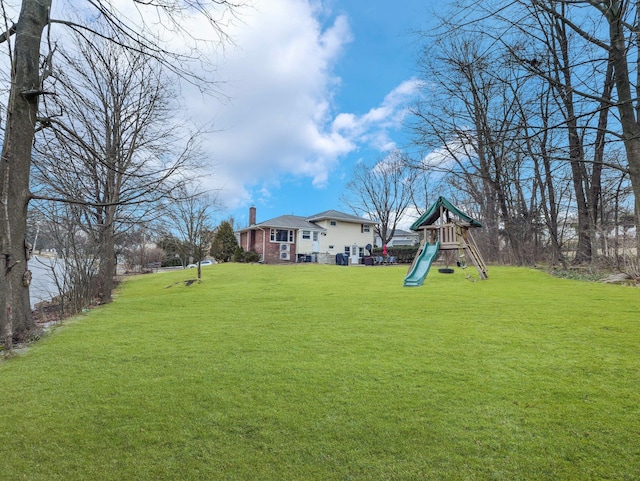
[249,205,256,225]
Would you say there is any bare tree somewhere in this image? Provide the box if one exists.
[413,0,635,267]
[32,31,202,305]
[410,36,537,264]
[519,85,571,267]
[526,0,640,263]
[119,224,165,273]
[34,202,103,319]
[509,1,636,262]
[497,0,615,265]
[0,0,50,350]
[342,150,414,247]
[0,0,241,348]
[165,187,217,280]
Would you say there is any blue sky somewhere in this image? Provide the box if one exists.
[191,0,441,228]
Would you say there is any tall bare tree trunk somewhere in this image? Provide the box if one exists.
[98,206,117,304]
[550,13,593,265]
[1,0,50,348]
[605,0,640,268]
[589,61,614,262]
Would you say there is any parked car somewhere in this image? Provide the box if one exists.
[187,260,213,268]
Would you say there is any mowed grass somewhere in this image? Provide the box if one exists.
[1,264,639,480]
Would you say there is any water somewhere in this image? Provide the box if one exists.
[29,256,64,309]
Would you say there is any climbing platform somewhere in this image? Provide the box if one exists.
[404,196,488,285]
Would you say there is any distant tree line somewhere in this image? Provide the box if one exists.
[410,0,638,271]
[344,0,638,274]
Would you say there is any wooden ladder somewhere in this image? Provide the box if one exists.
[457,228,488,280]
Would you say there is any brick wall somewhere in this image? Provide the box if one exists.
[240,229,297,263]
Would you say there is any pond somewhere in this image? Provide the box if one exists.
[29,256,64,309]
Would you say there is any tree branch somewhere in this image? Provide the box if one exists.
[0,22,16,44]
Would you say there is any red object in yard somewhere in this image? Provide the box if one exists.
[383,244,387,256]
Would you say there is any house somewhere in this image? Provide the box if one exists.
[236,207,375,264]
[375,229,420,248]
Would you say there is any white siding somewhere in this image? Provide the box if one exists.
[315,219,373,256]
[296,235,315,255]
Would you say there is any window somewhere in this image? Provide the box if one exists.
[362,224,370,233]
[313,232,319,241]
[344,246,351,255]
[330,221,337,226]
[302,230,311,240]
[270,228,294,242]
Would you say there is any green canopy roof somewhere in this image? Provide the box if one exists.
[410,196,482,231]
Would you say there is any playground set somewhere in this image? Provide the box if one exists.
[404,197,488,287]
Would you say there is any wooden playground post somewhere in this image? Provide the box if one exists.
[407,196,489,283]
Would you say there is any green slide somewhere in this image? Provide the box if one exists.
[403,241,440,287]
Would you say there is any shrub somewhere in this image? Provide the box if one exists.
[372,245,419,263]
[232,247,260,263]
[232,246,244,263]
[245,251,260,263]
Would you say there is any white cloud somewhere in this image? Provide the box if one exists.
[191,0,355,208]
[420,134,475,171]
[76,0,423,214]
[5,0,422,216]
[397,206,421,231]
[144,0,422,213]
[332,78,422,152]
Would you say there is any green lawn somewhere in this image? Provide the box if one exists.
[1,264,639,480]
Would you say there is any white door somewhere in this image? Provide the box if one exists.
[350,243,359,264]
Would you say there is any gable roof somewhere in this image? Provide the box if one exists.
[236,215,325,233]
[374,229,418,239]
[392,229,419,237]
[306,210,372,224]
[410,196,482,231]
[236,209,371,234]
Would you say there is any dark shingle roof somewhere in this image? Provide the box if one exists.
[237,215,325,232]
[236,209,371,233]
[306,210,371,224]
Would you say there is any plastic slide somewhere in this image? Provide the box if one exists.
[403,241,440,287]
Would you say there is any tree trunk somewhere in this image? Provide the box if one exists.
[566,121,593,265]
[97,206,117,304]
[625,144,640,267]
[97,225,116,304]
[1,0,51,347]
[605,1,640,269]
[589,61,614,262]
[530,98,565,267]
[552,15,592,265]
